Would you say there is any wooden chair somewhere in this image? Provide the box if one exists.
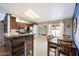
[57,39,72,56]
[69,47,76,56]
[63,35,70,40]
[48,41,57,56]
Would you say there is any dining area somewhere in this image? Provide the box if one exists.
[48,35,76,56]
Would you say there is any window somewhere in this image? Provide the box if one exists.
[51,23,64,38]
[51,26,60,38]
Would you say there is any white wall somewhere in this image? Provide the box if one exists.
[37,23,49,35]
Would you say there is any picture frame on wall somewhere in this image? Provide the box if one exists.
[73,17,77,33]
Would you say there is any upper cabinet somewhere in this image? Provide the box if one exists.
[10,16,33,29]
[10,16,17,29]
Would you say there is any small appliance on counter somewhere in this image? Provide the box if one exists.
[16,26,31,34]
[16,30,25,34]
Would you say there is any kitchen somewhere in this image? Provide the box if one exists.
[0,12,35,56]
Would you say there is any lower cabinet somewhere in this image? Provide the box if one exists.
[5,35,33,56]
[25,36,33,56]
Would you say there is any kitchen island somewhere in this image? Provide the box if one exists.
[4,33,34,56]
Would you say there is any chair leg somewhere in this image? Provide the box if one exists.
[55,49,56,56]
[48,49,50,56]
[58,51,60,56]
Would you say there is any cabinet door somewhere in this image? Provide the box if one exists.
[12,38,24,56]
[10,17,17,29]
[25,36,33,56]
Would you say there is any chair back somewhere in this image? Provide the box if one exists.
[63,35,70,40]
[58,39,72,55]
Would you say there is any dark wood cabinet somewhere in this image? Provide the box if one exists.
[10,17,17,29]
[16,22,33,27]
[5,35,33,56]
[10,16,33,29]
[25,36,33,56]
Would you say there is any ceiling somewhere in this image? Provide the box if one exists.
[0,3,76,23]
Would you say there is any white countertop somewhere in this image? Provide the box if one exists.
[4,33,34,38]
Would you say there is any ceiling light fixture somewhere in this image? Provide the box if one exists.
[24,9,39,19]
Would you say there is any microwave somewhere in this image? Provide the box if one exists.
[18,26,30,33]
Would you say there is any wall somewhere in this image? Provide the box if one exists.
[63,18,72,36]
[73,4,79,55]
[0,22,4,44]
[37,18,72,36]
[37,23,48,35]
[74,17,79,54]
